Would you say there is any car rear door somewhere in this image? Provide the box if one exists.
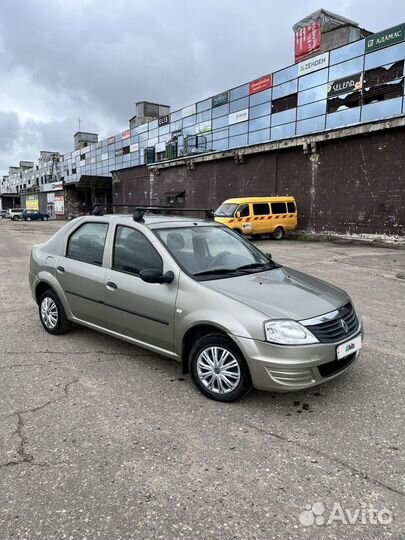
[103,224,178,354]
[55,221,109,327]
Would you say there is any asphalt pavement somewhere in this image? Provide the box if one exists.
[0,218,404,540]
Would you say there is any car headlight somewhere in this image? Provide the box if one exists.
[264,320,319,345]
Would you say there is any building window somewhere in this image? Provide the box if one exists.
[327,91,361,113]
[271,93,297,114]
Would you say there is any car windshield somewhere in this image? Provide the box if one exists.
[214,203,238,217]
[155,225,279,279]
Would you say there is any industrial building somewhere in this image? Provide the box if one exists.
[1,10,404,235]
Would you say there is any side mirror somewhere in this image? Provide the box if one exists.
[265,252,272,259]
[140,269,174,284]
[235,211,241,218]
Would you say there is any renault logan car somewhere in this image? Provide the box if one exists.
[29,211,363,402]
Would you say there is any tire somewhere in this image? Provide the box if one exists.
[39,288,72,335]
[12,215,19,221]
[25,217,31,221]
[272,226,284,240]
[190,333,252,402]
[42,216,48,221]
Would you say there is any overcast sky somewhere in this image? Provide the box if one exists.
[0,0,403,174]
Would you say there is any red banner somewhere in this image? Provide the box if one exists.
[122,129,130,140]
[107,136,115,145]
[294,19,321,62]
[249,74,273,95]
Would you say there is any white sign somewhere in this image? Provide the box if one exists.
[130,143,139,153]
[101,153,108,161]
[181,104,196,118]
[228,109,249,125]
[41,182,64,193]
[298,52,329,77]
[155,142,166,153]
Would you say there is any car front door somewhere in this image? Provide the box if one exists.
[104,224,178,354]
[55,221,109,327]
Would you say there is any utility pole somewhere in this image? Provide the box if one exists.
[78,118,81,132]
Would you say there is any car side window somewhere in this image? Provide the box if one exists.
[237,204,250,217]
[253,203,270,215]
[113,226,163,276]
[287,202,296,213]
[66,222,109,266]
[271,202,287,214]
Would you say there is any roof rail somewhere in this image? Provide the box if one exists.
[91,204,214,221]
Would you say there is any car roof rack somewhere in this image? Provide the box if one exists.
[91,204,214,222]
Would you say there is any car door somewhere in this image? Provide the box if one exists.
[252,202,270,234]
[104,224,178,354]
[55,221,109,327]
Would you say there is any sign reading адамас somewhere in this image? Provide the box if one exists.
[365,23,405,53]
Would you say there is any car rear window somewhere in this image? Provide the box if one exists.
[287,202,296,213]
[66,222,108,266]
[271,202,287,214]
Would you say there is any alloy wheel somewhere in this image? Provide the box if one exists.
[196,346,241,394]
[40,297,58,329]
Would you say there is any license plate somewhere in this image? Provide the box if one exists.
[336,334,362,360]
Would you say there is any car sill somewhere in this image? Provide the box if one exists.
[70,316,179,361]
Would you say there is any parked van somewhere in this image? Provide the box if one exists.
[214,197,297,239]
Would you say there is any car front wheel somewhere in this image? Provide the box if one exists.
[25,216,31,221]
[39,289,72,335]
[190,334,252,402]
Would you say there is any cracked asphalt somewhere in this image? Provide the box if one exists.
[0,218,404,540]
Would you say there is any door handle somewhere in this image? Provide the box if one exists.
[56,266,65,273]
[106,281,118,290]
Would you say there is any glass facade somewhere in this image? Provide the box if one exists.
[9,22,405,190]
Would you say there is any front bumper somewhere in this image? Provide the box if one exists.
[234,325,363,392]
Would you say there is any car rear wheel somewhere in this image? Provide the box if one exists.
[272,226,284,240]
[12,215,19,221]
[190,334,252,402]
[39,289,72,335]
[42,216,48,221]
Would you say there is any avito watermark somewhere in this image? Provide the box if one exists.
[299,501,393,527]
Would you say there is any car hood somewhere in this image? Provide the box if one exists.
[203,266,350,320]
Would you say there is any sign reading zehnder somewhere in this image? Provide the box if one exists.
[298,52,329,76]
[328,73,363,97]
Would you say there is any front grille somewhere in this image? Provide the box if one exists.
[305,303,359,343]
[318,352,357,378]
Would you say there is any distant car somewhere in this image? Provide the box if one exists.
[0,210,7,220]
[21,210,49,222]
[29,209,363,402]
[6,208,24,220]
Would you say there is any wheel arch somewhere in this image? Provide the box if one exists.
[181,324,229,375]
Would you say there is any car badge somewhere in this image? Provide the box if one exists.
[340,319,349,333]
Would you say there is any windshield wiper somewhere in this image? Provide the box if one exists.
[236,261,281,271]
[193,268,244,277]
